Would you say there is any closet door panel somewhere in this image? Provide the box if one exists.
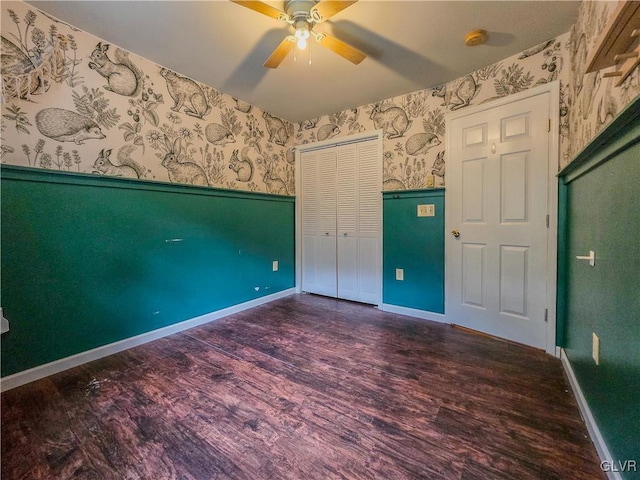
[356,140,382,303]
[314,236,337,297]
[337,236,358,300]
[336,144,358,299]
[358,237,380,304]
[301,149,337,297]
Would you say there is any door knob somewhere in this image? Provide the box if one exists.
[451,229,461,238]
[343,232,348,237]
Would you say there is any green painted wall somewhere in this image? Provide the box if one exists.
[559,100,640,478]
[383,189,444,313]
[1,166,295,377]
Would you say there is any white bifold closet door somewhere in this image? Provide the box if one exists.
[301,137,381,305]
[301,148,337,297]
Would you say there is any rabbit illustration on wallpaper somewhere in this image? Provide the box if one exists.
[160,68,211,119]
[262,162,288,195]
[161,135,209,186]
[369,103,412,139]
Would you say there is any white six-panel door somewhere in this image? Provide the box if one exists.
[446,90,552,349]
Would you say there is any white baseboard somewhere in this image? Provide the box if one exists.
[380,304,448,324]
[561,349,621,480]
[0,288,296,392]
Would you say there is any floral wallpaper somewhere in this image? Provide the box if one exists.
[294,34,571,190]
[3,0,639,194]
[564,0,640,167]
[0,1,295,195]
[293,0,640,180]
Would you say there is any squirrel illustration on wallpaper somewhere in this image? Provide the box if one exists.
[93,146,145,179]
[229,148,254,182]
[88,42,141,97]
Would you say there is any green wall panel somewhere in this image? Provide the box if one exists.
[559,98,640,478]
[1,167,295,377]
[383,189,444,313]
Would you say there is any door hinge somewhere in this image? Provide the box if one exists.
[547,118,551,132]
[544,308,548,323]
[546,214,549,228]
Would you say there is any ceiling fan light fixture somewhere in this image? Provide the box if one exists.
[294,22,310,49]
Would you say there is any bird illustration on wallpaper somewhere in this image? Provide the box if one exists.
[93,146,146,179]
[432,74,479,111]
[161,135,209,186]
[35,108,105,144]
[160,68,211,119]
[263,112,290,146]
[88,43,141,96]
[228,148,254,182]
[369,103,412,139]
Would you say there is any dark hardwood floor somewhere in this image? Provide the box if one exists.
[1,294,604,479]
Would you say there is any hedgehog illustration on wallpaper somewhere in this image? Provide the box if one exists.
[36,108,105,145]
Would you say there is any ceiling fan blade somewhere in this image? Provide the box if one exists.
[315,32,366,65]
[230,1,289,21]
[310,1,358,22]
[264,36,296,68]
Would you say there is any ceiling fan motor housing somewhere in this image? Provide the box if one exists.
[286,0,319,22]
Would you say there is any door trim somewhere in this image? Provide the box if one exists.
[445,82,560,355]
[294,130,384,305]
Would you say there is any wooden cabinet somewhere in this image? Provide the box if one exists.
[300,137,382,305]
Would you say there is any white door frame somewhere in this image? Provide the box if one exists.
[445,82,560,355]
[294,130,384,305]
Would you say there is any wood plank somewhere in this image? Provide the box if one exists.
[1,294,605,479]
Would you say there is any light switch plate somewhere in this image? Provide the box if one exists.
[417,204,435,217]
[395,268,404,281]
[272,260,279,272]
[592,332,600,365]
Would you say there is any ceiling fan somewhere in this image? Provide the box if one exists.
[231,0,366,68]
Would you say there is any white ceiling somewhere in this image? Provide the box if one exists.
[27,1,580,123]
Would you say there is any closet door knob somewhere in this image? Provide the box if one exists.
[325,232,330,236]
[343,232,348,237]
[451,229,461,238]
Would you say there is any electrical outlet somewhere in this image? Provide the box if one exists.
[272,260,279,272]
[592,332,600,365]
[396,268,404,281]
